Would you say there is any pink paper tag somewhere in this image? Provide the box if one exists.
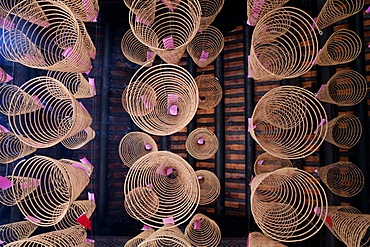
[33,95,45,108]
[246,232,250,247]
[163,36,175,49]
[314,169,318,173]
[84,128,89,134]
[197,176,203,180]
[156,164,167,175]
[88,78,96,95]
[314,119,326,134]
[88,192,95,202]
[85,65,93,75]
[135,16,150,26]
[25,215,41,223]
[247,118,256,132]
[62,47,73,57]
[315,84,326,98]
[79,102,89,113]
[146,183,153,189]
[257,160,264,165]
[366,6,370,14]
[161,0,174,11]
[86,239,95,243]
[311,17,317,31]
[249,175,254,186]
[146,51,154,61]
[167,94,178,115]
[80,157,93,165]
[194,218,201,230]
[312,48,321,65]
[162,216,175,224]
[197,138,204,145]
[0,16,15,30]
[5,73,12,82]
[199,50,209,62]
[0,125,10,133]
[20,179,40,189]
[0,176,12,190]
[313,206,320,215]
[141,225,151,231]
[198,29,203,33]
[140,95,151,109]
[246,19,253,26]
[88,50,96,59]
[144,143,152,150]
[166,168,173,176]
[0,239,4,244]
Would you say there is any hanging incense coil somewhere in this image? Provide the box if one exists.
[138,224,192,246]
[59,158,94,177]
[1,0,91,73]
[318,161,364,197]
[248,7,318,82]
[249,86,327,159]
[121,29,156,67]
[329,211,370,247]
[187,26,224,68]
[315,29,362,66]
[184,213,221,247]
[0,220,38,244]
[11,155,91,226]
[198,0,224,30]
[61,127,95,150]
[247,232,287,247]
[129,0,201,64]
[0,0,49,25]
[124,228,155,247]
[58,0,99,22]
[247,0,289,26]
[316,70,367,106]
[250,168,328,242]
[47,71,95,99]
[77,19,97,59]
[314,0,364,30]
[254,152,292,175]
[186,128,218,160]
[316,114,362,149]
[125,64,199,136]
[124,151,200,228]
[195,75,222,110]
[195,170,220,205]
[118,131,158,167]
[0,175,40,206]
[8,76,92,148]
[0,132,37,164]
[4,225,86,246]
[54,200,96,230]
[0,84,43,115]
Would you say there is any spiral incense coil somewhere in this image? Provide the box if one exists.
[59,158,94,177]
[61,127,95,150]
[77,19,97,59]
[0,84,44,115]
[0,221,38,244]
[187,26,224,68]
[138,224,192,247]
[11,155,90,227]
[58,0,99,22]
[247,232,287,247]
[118,131,158,167]
[314,0,364,30]
[329,211,370,247]
[121,29,156,67]
[0,175,40,206]
[195,75,222,110]
[124,151,200,228]
[318,161,364,197]
[8,76,92,148]
[198,0,224,30]
[316,70,367,106]
[247,0,289,26]
[4,225,87,246]
[0,0,49,25]
[195,170,220,205]
[184,213,221,247]
[0,132,37,164]
[250,168,328,242]
[125,64,199,136]
[129,0,201,64]
[186,128,218,160]
[124,228,155,247]
[54,200,96,230]
[248,7,318,82]
[1,0,91,73]
[315,29,362,66]
[254,152,292,175]
[249,86,327,159]
[47,71,95,99]
[317,113,362,149]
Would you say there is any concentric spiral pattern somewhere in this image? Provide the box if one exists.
[186,128,218,160]
[184,213,221,247]
[0,221,38,244]
[247,0,289,26]
[195,75,223,110]
[195,170,220,205]
[254,152,292,175]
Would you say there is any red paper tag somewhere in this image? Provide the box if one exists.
[325,216,332,228]
[77,212,92,230]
